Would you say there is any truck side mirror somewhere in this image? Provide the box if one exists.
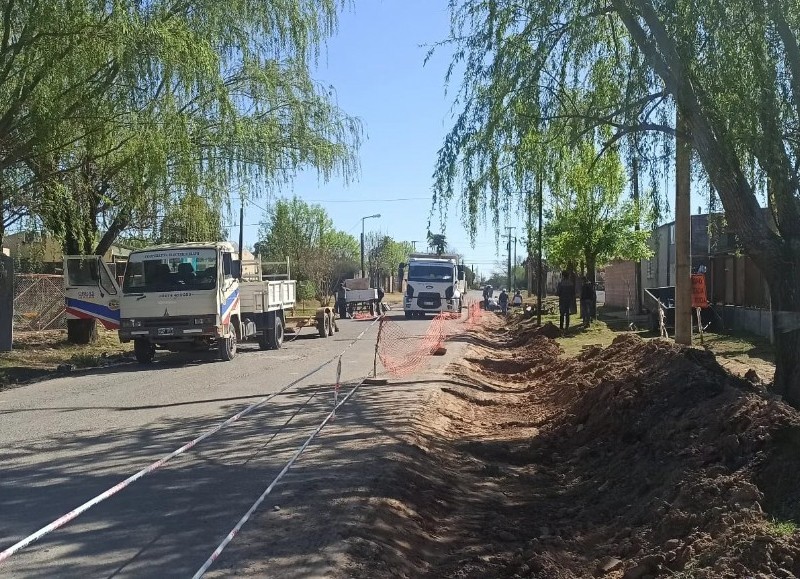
[398,263,405,279]
[457,265,465,281]
[232,260,242,280]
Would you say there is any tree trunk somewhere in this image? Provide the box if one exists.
[67,318,98,344]
[767,260,800,406]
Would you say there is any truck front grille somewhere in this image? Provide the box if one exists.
[141,317,193,327]
[416,293,441,309]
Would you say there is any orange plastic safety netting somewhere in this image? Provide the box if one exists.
[376,300,484,377]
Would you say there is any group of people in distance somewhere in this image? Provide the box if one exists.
[482,271,598,331]
[482,285,524,315]
[556,271,597,331]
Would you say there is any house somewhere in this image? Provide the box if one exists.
[1,231,132,273]
[604,211,774,338]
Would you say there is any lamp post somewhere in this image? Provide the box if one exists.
[361,213,381,281]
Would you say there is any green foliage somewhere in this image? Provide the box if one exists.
[296,280,318,302]
[426,233,447,255]
[0,0,361,255]
[257,196,358,302]
[159,193,225,244]
[767,518,798,538]
[366,234,413,285]
[544,142,652,277]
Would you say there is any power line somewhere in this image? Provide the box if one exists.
[230,195,429,204]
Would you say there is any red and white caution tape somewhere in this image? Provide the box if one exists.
[0,315,382,565]
[192,376,367,579]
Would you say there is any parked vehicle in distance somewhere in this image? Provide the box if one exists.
[399,253,466,318]
[63,242,338,364]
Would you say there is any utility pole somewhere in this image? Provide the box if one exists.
[632,156,643,314]
[675,106,692,345]
[513,236,517,290]
[238,196,245,280]
[503,226,515,290]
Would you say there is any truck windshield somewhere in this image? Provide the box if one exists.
[408,265,454,282]
[123,249,217,293]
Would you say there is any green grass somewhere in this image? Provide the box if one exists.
[767,518,798,537]
[511,305,775,371]
[0,329,132,386]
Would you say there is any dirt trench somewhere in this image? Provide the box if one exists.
[342,315,800,578]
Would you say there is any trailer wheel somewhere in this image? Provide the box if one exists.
[329,311,339,333]
[134,339,155,364]
[318,315,327,338]
[273,316,284,349]
[219,332,237,361]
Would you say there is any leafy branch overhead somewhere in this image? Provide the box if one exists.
[437,0,800,407]
[0,0,362,254]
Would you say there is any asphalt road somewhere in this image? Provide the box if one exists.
[0,310,443,578]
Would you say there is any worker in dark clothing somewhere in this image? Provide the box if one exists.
[580,277,596,328]
[337,283,348,319]
[556,271,576,330]
[377,286,387,314]
[498,288,509,315]
[483,284,493,309]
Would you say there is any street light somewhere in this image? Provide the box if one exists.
[361,213,381,280]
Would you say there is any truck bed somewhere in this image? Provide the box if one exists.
[239,279,297,314]
[345,288,378,302]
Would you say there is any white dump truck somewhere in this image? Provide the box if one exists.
[63,242,334,363]
[399,253,466,318]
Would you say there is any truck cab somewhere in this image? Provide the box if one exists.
[64,242,296,364]
[400,254,465,318]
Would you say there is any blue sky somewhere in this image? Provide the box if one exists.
[231,1,706,280]
[231,0,516,278]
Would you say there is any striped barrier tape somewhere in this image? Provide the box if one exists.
[0,315,382,565]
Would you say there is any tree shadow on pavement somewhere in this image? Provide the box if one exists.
[0,377,437,578]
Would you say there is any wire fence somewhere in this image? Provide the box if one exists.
[13,274,65,332]
[377,301,483,377]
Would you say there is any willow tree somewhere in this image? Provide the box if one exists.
[435,0,800,407]
[1,1,361,342]
[1,0,361,253]
[545,141,651,281]
[159,193,225,244]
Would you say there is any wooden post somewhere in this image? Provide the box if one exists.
[675,107,692,345]
[0,254,12,352]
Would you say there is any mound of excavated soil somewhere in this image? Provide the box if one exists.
[345,328,800,579]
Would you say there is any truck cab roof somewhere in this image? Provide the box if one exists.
[129,241,237,255]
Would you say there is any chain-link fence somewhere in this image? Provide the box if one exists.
[13,274,65,331]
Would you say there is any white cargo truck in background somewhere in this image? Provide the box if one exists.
[62,242,338,364]
[399,253,465,318]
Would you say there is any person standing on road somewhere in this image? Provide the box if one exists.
[377,286,387,314]
[498,288,509,315]
[512,289,523,307]
[580,277,595,328]
[557,271,576,331]
[337,283,348,319]
[483,284,493,309]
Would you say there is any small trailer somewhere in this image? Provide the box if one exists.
[284,308,339,338]
[345,287,379,316]
[240,259,337,344]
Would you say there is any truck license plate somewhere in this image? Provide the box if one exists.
[423,301,434,306]
[157,327,174,336]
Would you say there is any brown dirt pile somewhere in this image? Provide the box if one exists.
[346,329,800,579]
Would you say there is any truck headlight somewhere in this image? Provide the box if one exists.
[122,319,142,328]
[194,317,216,326]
